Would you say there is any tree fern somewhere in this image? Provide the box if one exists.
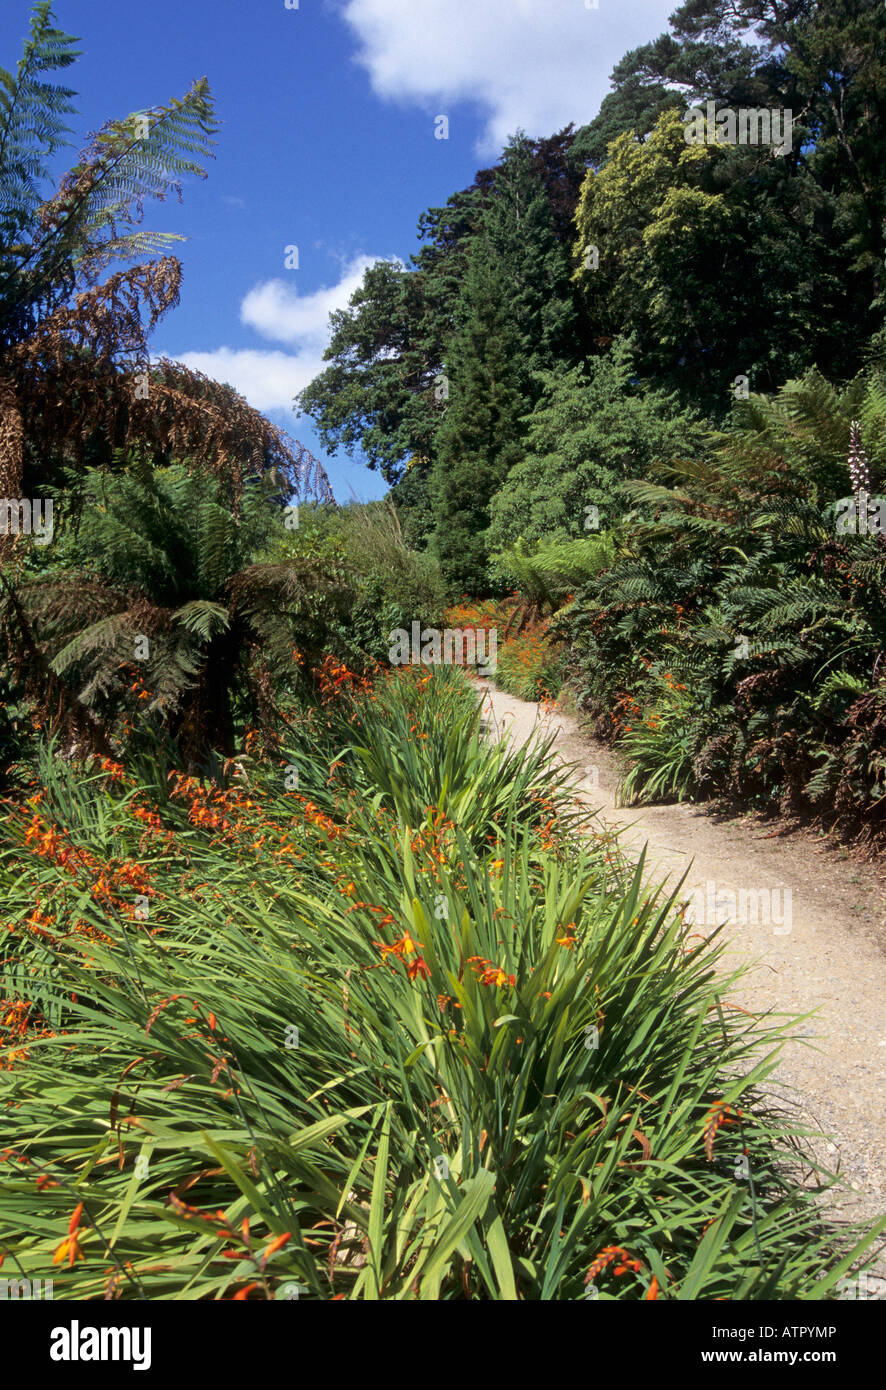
[491,533,617,629]
[0,1,79,240]
[811,670,869,715]
[38,77,218,285]
[564,361,886,845]
[0,11,331,508]
[3,460,356,763]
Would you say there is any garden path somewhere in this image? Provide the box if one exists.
[477,679,886,1282]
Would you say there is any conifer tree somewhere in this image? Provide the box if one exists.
[430,240,527,594]
[430,136,578,592]
[481,133,578,390]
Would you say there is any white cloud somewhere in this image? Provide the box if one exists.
[168,253,390,413]
[338,0,676,155]
[165,346,327,414]
[240,254,387,347]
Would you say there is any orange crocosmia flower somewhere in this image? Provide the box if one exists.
[380,933,417,960]
[53,1232,85,1267]
[479,966,515,988]
[702,1100,742,1161]
[260,1231,292,1266]
[585,1245,641,1283]
[556,933,577,949]
[407,956,431,981]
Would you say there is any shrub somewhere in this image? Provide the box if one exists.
[616,685,700,806]
[490,534,617,629]
[442,600,566,701]
[263,500,447,664]
[486,343,707,551]
[495,621,565,702]
[562,369,886,843]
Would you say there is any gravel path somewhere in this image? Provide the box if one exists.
[477,680,886,1282]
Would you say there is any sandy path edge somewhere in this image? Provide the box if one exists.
[475,679,886,1281]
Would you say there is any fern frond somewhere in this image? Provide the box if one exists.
[172,600,230,641]
[0,1,79,234]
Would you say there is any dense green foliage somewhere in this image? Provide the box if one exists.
[566,369,886,848]
[2,462,359,762]
[428,241,528,593]
[261,498,448,665]
[487,341,706,550]
[299,0,886,599]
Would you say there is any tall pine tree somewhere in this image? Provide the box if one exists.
[431,241,526,594]
[430,135,578,592]
[483,133,578,388]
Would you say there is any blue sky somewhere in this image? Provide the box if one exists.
[1,0,676,500]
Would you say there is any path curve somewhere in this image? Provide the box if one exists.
[476,680,886,1272]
